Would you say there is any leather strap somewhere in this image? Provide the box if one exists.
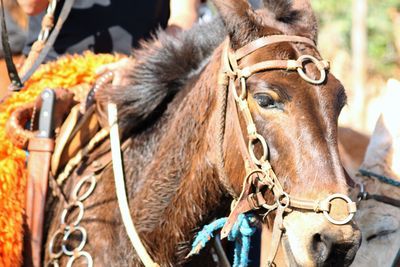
[19,0,76,86]
[5,102,36,149]
[361,192,400,208]
[235,35,316,60]
[108,103,160,267]
[266,205,285,266]
[25,138,54,267]
[0,0,23,88]
[239,60,302,78]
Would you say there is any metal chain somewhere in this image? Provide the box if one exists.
[47,175,97,266]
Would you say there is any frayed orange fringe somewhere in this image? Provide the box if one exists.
[0,52,121,267]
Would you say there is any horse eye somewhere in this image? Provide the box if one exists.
[254,93,276,108]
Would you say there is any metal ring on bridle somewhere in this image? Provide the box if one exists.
[245,169,273,186]
[46,260,60,267]
[72,175,97,202]
[277,192,290,209]
[61,201,84,228]
[322,193,356,225]
[66,251,93,267]
[48,229,65,259]
[62,226,87,256]
[231,77,247,101]
[296,55,327,84]
[248,133,269,166]
[357,183,367,202]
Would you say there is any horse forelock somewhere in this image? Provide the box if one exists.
[99,18,226,135]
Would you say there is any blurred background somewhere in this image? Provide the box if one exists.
[312,0,400,134]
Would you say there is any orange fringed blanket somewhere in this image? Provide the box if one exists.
[0,52,121,267]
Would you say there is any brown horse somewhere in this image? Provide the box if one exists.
[43,0,361,266]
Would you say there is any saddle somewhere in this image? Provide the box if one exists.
[6,83,111,266]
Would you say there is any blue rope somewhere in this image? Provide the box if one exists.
[359,169,400,187]
[188,213,256,267]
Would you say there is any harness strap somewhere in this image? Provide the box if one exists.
[359,169,400,187]
[266,205,285,266]
[235,35,316,60]
[18,0,76,87]
[357,170,400,208]
[359,192,400,208]
[108,103,160,267]
[0,0,23,88]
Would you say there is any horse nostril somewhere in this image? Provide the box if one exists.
[311,233,331,263]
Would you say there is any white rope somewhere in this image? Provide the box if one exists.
[108,102,159,267]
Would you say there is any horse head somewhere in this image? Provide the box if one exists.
[212,0,361,265]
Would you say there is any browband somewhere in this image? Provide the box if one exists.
[235,35,316,60]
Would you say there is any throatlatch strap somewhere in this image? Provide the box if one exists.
[0,0,23,89]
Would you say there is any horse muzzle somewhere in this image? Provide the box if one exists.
[281,212,362,267]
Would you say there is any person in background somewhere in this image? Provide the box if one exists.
[0,0,27,96]
[17,0,201,62]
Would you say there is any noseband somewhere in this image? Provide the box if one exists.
[217,35,357,266]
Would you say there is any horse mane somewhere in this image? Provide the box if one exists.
[101,17,226,134]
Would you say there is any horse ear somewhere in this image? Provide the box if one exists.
[211,0,261,49]
[262,0,318,42]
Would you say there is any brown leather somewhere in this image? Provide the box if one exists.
[18,40,45,78]
[25,137,54,267]
[51,104,100,176]
[220,88,263,239]
[363,193,400,208]
[240,60,302,78]
[266,205,285,265]
[234,35,316,60]
[5,89,76,149]
[5,102,35,149]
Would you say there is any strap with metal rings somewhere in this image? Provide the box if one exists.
[296,55,330,84]
[47,174,97,266]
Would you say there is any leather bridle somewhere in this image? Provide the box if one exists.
[217,35,357,266]
[357,169,400,208]
[109,35,358,267]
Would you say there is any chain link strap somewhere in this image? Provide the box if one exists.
[47,175,96,266]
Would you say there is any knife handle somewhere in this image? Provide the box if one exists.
[37,89,56,138]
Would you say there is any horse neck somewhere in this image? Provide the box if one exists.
[129,47,230,264]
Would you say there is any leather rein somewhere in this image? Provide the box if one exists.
[357,169,400,208]
[108,35,358,267]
